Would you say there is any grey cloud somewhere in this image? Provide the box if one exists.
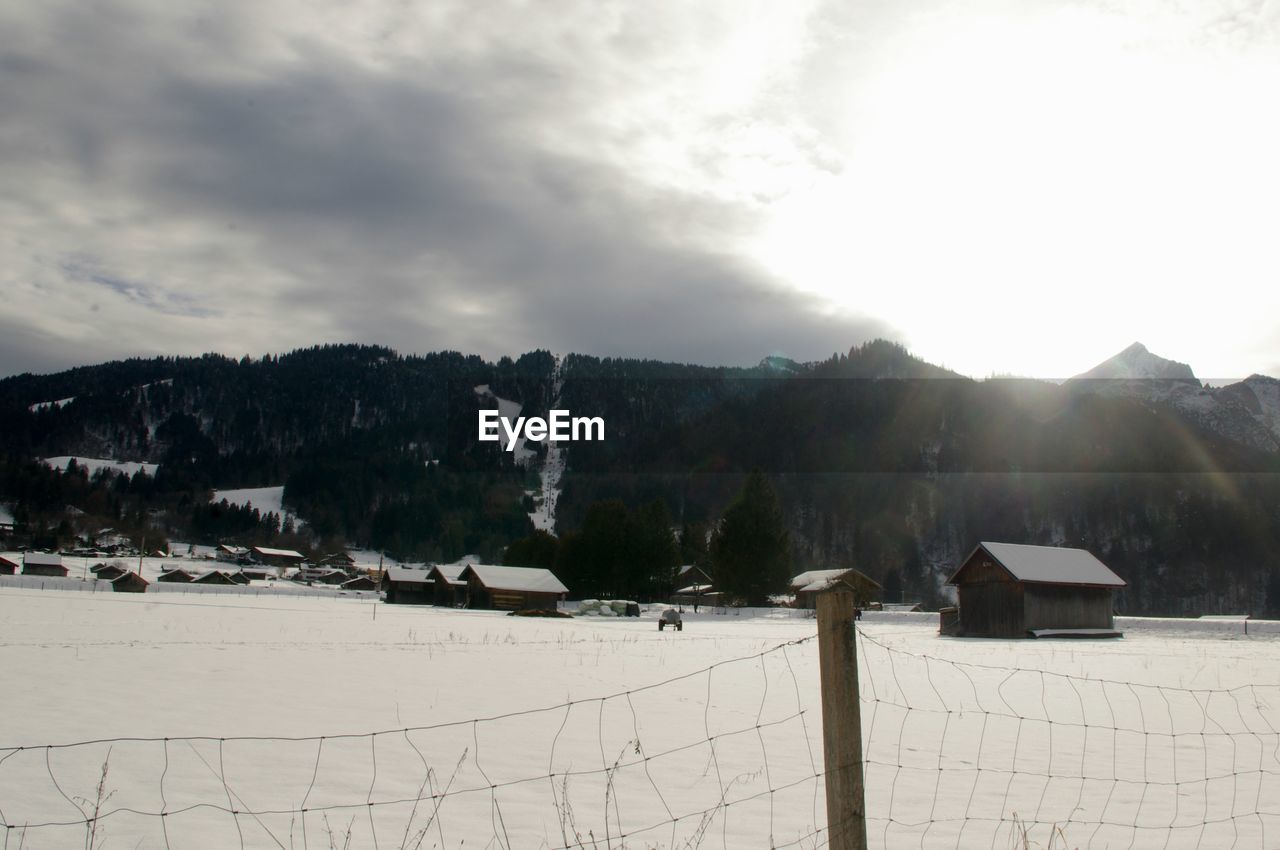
[0,2,894,377]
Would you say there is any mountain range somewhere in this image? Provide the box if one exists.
[2,340,1278,616]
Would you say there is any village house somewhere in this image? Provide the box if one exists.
[250,546,306,569]
[216,544,251,564]
[110,572,149,593]
[945,541,1126,638]
[427,564,468,607]
[381,566,434,604]
[193,570,239,585]
[341,575,377,591]
[458,564,568,611]
[22,552,67,577]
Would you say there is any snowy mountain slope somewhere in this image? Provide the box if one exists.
[1071,342,1196,381]
[1068,343,1280,453]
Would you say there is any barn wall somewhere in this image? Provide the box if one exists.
[385,581,432,604]
[957,582,1025,638]
[1023,585,1114,630]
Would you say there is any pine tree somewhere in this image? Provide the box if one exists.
[710,471,790,606]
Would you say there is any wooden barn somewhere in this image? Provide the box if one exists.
[22,552,67,577]
[341,575,377,591]
[111,572,149,593]
[0,555,19,575]
[193,570,238,585]
[946,542,1126,639]
[216,544,250,564]
[458,564,568,611]
[90,563,127,581]
[157,568,194,583]
[427,565,468,607]
[381,566,434,604]
[250,546,306,569]
[790,568,881,610]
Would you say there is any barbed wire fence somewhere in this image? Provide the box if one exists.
[3,596,1280,849]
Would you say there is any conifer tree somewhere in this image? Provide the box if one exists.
[710,471,790,605]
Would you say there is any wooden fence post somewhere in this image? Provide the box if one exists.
[817,589,868,850]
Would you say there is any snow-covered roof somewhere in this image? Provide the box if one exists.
[675,584,715,595]
[24,552,63,566]
[428,564,467,586]
[459,564,568,595]
[252,546,305,559]
[383,566,432,584]
[951,542,1126,588]
[789,568,880,592]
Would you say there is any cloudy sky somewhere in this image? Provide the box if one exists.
[3,1,1279,380]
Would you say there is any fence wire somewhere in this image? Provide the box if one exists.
[0,635,827,850]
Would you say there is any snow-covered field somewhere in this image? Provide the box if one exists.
[1,590,1277,849]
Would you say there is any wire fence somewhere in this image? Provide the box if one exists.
[0,636,829,850]
[3,620,1279,849]
[854,628,1280,850]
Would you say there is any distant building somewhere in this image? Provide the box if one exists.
[110,572,149,593]
[22,552,67,577]
[427,564,468,607]
[0,555,18,575]
[216,544,251,564]
[193,570,239,585]
[790,568,881,610]
[381,566,434,604]
[90,563,128,581]
[458,564,568,611]
[250,546,305,568]
[341,575,377,591]
[320,552,356,568]
[157,568,195,583]
[946,542,1126,639]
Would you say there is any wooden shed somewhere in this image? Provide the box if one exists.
[341,575,377,591]
[157,568,194,583]
[790,568,881,610]
[946,542,1126,639]
[250,546,306,568]
[0,555,20,575]
[458,564,569,611]
[427,565,468,607]
[91,563,127,581]
[193,570,238,585]
[22,552,67,577]
[111,572,149,593]
[381,566,434,604]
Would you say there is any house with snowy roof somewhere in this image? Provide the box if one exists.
[945,542,1126,639]
[458,564,568,611]
[22,552,67,577]
[381,566,434,604]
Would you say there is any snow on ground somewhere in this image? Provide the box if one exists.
[43,456,158,477]
[210,485,303,528]
[1,589,1277,849]
[474,384,538,464]
[28,396,75,413]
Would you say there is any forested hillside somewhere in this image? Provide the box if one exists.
[3,340,1278,616]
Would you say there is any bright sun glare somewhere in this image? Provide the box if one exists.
[748,4,1280,378]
